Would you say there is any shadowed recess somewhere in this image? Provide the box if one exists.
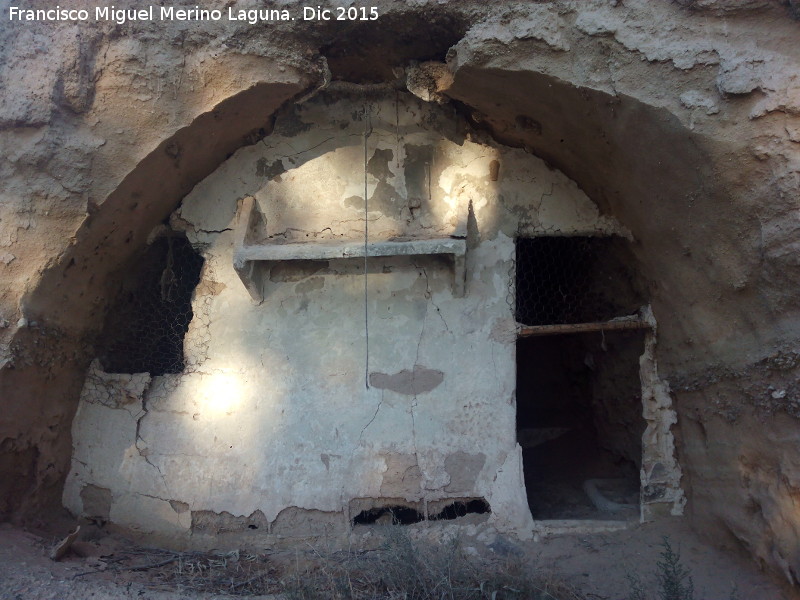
[97,234,204,376]
[320,11,468,83]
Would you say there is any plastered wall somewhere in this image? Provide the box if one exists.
[63,91,675,546]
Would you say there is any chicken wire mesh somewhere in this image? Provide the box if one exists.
[97,234,204,376]
[514,236,642,327]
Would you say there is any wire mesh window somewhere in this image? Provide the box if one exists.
[515,236,643,326]
[97,235,204,376]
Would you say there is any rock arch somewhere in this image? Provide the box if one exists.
[1,0,799,585]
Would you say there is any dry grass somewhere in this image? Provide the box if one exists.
[277,526,582,600]
[81,526,583,599]
[74,547,276,595]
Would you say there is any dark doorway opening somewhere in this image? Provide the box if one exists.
[516,330,645,520]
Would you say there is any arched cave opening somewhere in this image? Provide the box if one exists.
[4,3,799,591]
[6,50,692,550]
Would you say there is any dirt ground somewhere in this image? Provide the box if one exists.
[0,517,792,600]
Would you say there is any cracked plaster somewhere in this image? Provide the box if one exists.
[63,91,647,545]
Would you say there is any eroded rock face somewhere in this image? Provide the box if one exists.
[1,0,799,586]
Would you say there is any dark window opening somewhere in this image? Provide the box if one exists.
[515,236,643,326]
[97,234,204,376]
[429,499,490,521]
[352,505,425,526]
[351,498,490,525]
[517,331,645,520]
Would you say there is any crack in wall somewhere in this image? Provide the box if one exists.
[262,132,362,161]
[268,226,334,240]
[196,228,232,235]
[516,183,556,233]
[359,389,384,442]
[409,288,427,496]
[133,378,169,495]
[415,263,450,333]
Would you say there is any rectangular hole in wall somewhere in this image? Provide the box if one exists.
[514,235,647,521]
[517,331,646,520]
[515,236,643,326]
[349,497,490,526]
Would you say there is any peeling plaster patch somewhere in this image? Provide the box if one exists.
[444,451,486,493]
[295,276,325,295]
[343,195,365,210]
[717,59,763,95]
[489,318,517,344]
[471,5,570,51]
[272,109,312,137]
[112,493,192,535]
[191,509,269,534]
[379,453,423,498]
[270,260,328,282]
[487,448,534,540]
[256,157,286,180]
[367,148,394,181]
[368,180,403,215]
[574,10,618,37]
[750,89,800,120]
[271,507,346,537]
[319,453,341,472]
[80,360,151,409]
[405,145,434,200]
[680,90,720,115]
[369,365,444,395]
[169,500,189,514]
[639,308,686,518]
[195,278,226,297]
[80,484,112,521]
[786,123,800,143]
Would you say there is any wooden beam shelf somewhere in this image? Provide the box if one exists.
[518,317,651,337]
[233,197,467,303]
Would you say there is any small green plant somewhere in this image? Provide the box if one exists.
[626,537,744,600]
[655,537,694,600]
[626,572,647,600]
[627,537,694,600]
